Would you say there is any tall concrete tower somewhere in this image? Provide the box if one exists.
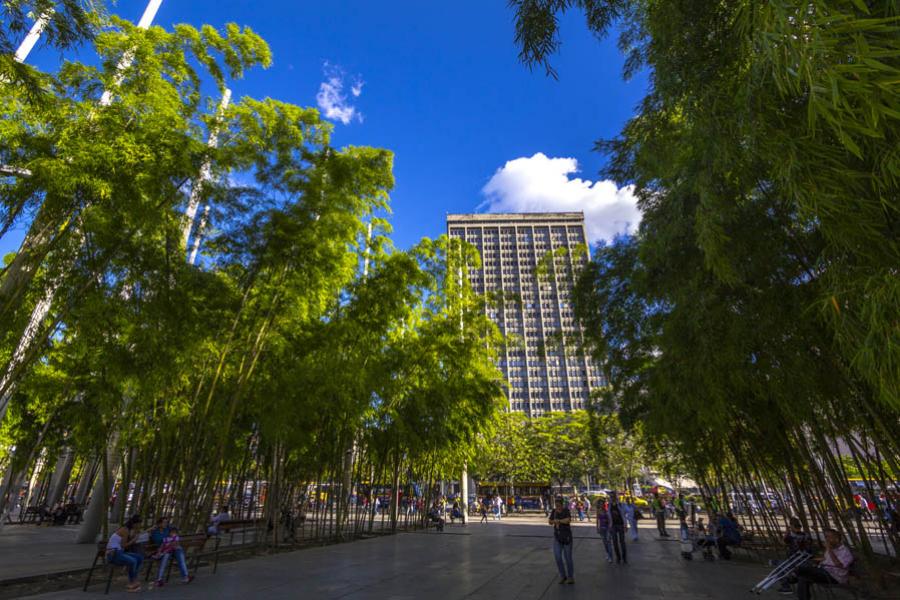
[447,212,603,416]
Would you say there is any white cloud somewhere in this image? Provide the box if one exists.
[316,63,363,125]
[480,153,641,244]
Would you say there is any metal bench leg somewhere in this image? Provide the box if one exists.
[213,537,221,574]
[83,556,100,591]
[105,565,115,595]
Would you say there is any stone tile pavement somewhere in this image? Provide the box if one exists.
[24,518,772,599]
[0,523,96,582]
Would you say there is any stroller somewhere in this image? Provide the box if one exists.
[428,506,445,532]
[750,551,811,594]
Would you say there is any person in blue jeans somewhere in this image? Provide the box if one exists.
[549,497,575,584]
[154,525,193,586]
[596,503,613,563]
[609,500,628,564]
[106,516,144,592]
[149,518,193,586]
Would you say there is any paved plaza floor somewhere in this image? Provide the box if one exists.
[23,517,772,599]
[0,523,96,583]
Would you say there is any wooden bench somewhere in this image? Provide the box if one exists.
[84,542,159,594]
[64,503,84,524]
[733,532,778,561]
[215,518,264,545]
[210,519,265,573]
[17,506,41,524]
[84,534,213,594]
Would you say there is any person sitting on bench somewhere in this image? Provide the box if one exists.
[696,517,718,560]
[35,503,51,525]
[207,505,230,537]
[51,502,67,526]
[151,523,193,587]
[106,515,144,593]
[450,500,463,524]
[716,512,742,560]
[793,528,853,600]
[775,518,813,593]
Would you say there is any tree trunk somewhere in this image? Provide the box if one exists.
[391,458,401,531]
[47,446,75,506]
[76,438,121,544]
[73,458,98,505]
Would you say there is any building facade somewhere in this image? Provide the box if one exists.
[447,212,603,416]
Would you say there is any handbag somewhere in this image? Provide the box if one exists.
[554,526,573,545]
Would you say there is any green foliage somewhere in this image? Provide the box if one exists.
[1,1,102,100]
[472,410,645,489]
[0,12,504,534]
[510,0,900,553]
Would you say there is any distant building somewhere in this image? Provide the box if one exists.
[447,212,604,416]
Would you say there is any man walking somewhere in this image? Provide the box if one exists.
[609,495,628,564]
[596,501,613,563]
[549,497,575,584]
[652,493,669,537]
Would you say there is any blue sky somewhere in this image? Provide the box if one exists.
[6,0,648,255]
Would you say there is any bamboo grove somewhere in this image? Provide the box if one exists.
[0,9,506,544]
[511,0,900,561]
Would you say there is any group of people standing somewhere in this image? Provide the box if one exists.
[478,494,506,522]
[548,493,638,584]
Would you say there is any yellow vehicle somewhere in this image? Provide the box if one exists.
[619,494,648,508]
[589,493,648,509]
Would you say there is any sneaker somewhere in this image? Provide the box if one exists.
[182,576,194,584]
[566,578,575,584]
[558,577,568,584]
[154,580,164,588]
[606,557,612,563]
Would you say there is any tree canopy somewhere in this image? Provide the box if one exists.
[0,8,505,543]
[511,0,900,558]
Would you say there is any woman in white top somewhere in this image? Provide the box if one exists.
[106,514,144,592]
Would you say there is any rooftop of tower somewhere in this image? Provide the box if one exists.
[446,212,584,223]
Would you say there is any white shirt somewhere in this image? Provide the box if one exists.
[821,545,853,584]
[106,531,123,551]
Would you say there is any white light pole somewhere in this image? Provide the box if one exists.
[0,12,52,175]
[0,0,164,425]
[99,0,163,106]
[183,88,232,257]
[13,11,52,63]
